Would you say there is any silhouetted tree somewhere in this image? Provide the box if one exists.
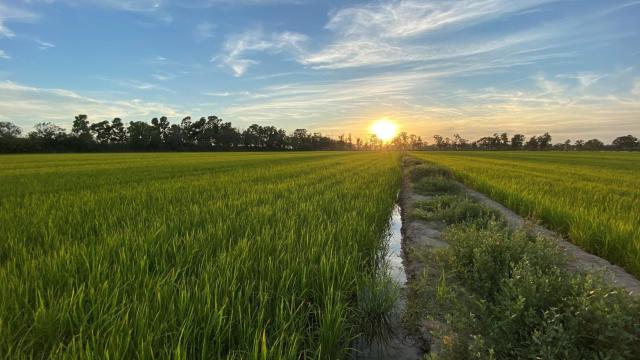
[538,132,552,149]
[612,135,638,150]
[583,138,604,150]
[511,134,525,149]
[29,122,67,151]
[128,121,155,150]
[525,136,539,150]
[500,132,509,148]
[90,120,111,145]
[110,118,127,144]
[0,121,21,138]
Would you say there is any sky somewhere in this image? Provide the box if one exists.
[0,0,639,142]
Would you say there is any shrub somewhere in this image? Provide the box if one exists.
[436,222,640,359]
[410,164,452,182]
[414,177,460,196]
[415,196,503,226]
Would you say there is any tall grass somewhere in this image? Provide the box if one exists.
[0,152,401,358]
[411,151,640,277]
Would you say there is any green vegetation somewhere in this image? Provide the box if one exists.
[403,158,640,359]
[0,152,401,358]
[410,151,640,277]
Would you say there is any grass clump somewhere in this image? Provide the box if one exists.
[414,177,460,196]
[409,164,452,182]
[356,274,399,345]
[414,195,503,227]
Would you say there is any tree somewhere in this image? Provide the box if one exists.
[583,138,604,150]
[90,120,111,145]
[612,135,638,150]
[392,132,410,150]
[511,134,525,149]
[71,115,90,136]
[538,132,552,149]
[180,116,195,145]
[433,135,445,149]
[29,122,67,150]
[525,136,539,150]
[110,118,127,144]
[151,116,170,143]
[165,124,184,150]
[409,134,423,150]
[500,132,509,148]
[290,129,310,150]
[452,133,468,150]
[217,122,241,149]
[0,122,24,153]
[0,121,21,138]
[128,121,155,150]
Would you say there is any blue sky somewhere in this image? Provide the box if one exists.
[1,0,639,142]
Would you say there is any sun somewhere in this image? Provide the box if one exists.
[371,119,397,142]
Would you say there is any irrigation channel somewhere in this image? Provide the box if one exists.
[355,202,425,359]
[357,160,640,359]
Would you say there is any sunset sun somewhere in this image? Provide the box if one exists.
[371,119,397,142]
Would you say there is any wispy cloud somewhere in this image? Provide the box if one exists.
[0,2,39,38]
[151,73,176,81]
[94,76,175,92]
[0,80,183,129]
[324,0,555,39]
[557,72,606,88]
[35,39,55,50]
[214,64,640,141]
[301,0,559,70]
[214,29,307,76]
[0,49,10,60]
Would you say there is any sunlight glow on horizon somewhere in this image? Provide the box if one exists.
[371,119,397,142]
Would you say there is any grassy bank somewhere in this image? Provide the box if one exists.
[410,151,640,277]
[0,152,401,358]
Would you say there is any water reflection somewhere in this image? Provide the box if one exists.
[386,204,406,285]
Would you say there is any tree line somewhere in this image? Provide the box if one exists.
[428,132,639,151]
[0,116,637,153]
[0,115,424,153]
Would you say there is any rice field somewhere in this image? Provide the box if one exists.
[411,151,640,277]
[0,152,401,358]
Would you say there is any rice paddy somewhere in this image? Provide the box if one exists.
[0,152,401,358]
[410,151,640,277]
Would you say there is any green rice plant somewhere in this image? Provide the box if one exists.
[0,151,402,358]
[355,274,399,345]
[411,151,640,277]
